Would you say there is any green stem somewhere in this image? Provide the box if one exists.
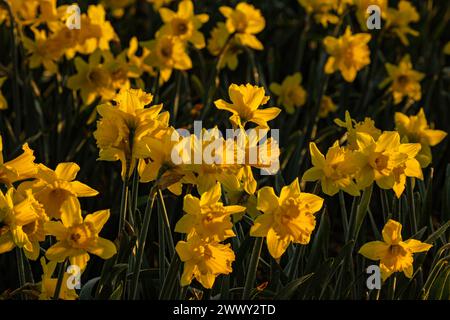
[242,237,263,300]
[159,253,181,300]
[407,178,418,234]
[15,248,26,300]
[339,191,349,239]
[352,185,373,240]
[118,178,129,239]
[158,190,175,257]
[130,189,157,300]
[53,259,68,300]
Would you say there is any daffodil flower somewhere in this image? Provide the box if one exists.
[18,162,98,219]
[359,219,432,281]
[215,84,281,129]
[175,182,245,241]
[270,73,307,114]
[250,178,324,259]
[176,235,235,289]
[158,0,209,49]
[45,197,117,272]
[0,136,37,186]
[395,108,447,168]
[323,26,371,82]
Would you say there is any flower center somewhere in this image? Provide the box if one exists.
[172,18,189,36]
[88,67,110,88]
[67,223,96,249]
[397,75,410,87]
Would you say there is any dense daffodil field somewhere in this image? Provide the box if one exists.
[0,0,449,301]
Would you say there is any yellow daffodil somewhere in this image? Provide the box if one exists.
[380,55,424,105]
[359,219,432,281]
[250,178,324,259]
[94,88,169,180]
[219,2,265,50]
[303,141,360,196]
[67,50,115,106]
[318,95,337,118]
[354,0,388,29]
[18,162,98,219]
[38,257,78,300]
[77,4,118,54]
[101,0,135,18]
[395,109,447,168]
[270,73,307,114]
[176,235,235,289]
[353,131,423,196]
[0,77,7,110]
[215,84,281,128]
[147,0,173,11]
[0,188,39,256]
[0,137,37,186]
[45,197,117,272]
[143,35,192,83]
[22,28,62,74]
[334,111,381,150]
[175,182,245,241]
[207,22,242,70]
[21,192,48,260]
[138,127,195,195]
[385,1,420,46]
[185,128,241,194]
[158,0,209,49]
[323,27,371,82]
[298,0,340,27]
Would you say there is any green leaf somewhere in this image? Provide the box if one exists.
[274,273,314,300]
[305,209,330,273]
[353,185,373,240]
[80,277,100,300]
[425,220,450,244]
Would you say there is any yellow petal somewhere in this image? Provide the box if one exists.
[358,241,389,261]
[279,178,301,203]
[256,186,279,213]
[70,181,99,197]
[403,239,432,253]
[200,182,222,206]
[46,242,76,262]
[183,194,200,215]
[309,142,326,168]
[382,219,403,244]
[250,212,273,237]
[88,238,117,259]
[60,196,83,227]
[0,233,15,254]
[45,221,68,239]
[302,167,323,181]
[266,228,289,259]
[69,252,90,272]
[55,162,80,181]
[84,209,110,234]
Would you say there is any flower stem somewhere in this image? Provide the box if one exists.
[242,237,263,300]
[118,178,129,239]
[130,188,157,300]
[53,259,68,300]
[15,248,26,300]
[159,253,181,300]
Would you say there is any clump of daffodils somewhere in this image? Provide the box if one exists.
[207,2,265,70]
[303,111,446,198]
